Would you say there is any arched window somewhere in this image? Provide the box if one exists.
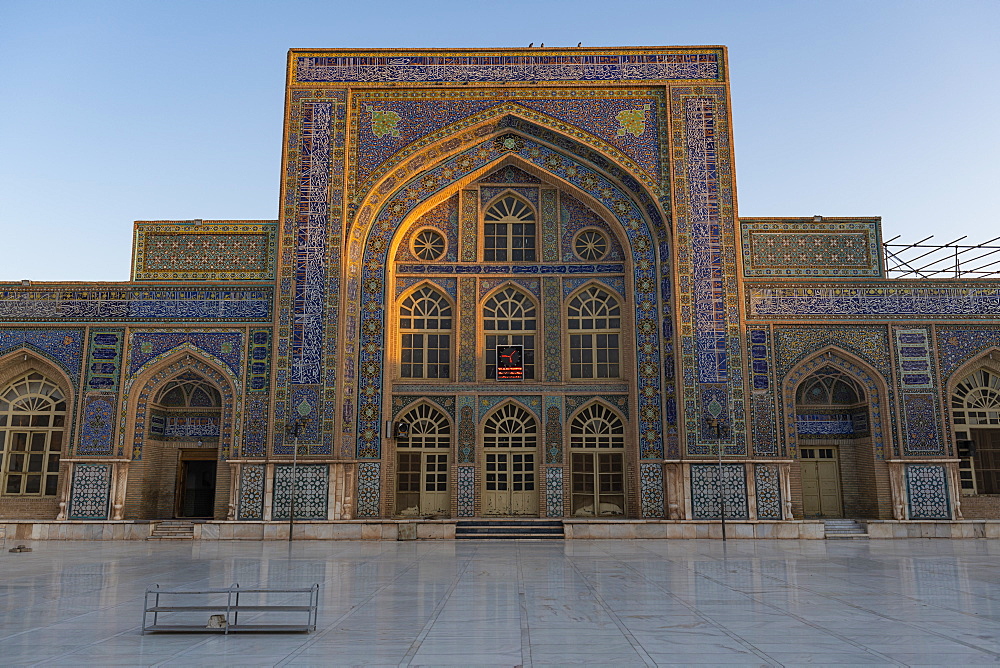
[0,372,66,496]
[952,368,1000,494]
[796,367,863,406]
[150,372,222,441]
[569,403,625,516]
[396,403,451,516]
[484,195,536,262]
[399,286,453,379]
[155,374,221,408]
[483,403,537,448]
[484,287,536,380]
[567,285,621,379]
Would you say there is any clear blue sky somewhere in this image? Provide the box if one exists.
[2,0,998,281]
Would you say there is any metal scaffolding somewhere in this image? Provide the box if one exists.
[883,235,1000,279]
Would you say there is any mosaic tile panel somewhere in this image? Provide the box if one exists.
[905,464,950,519]
[564,394,629,417]
[396,262,626,275]
[460,190,478,262]
[272,464,328,520]
[478,278,540,301]
[275,386,321,454]
[542,277,562,382]
[391,395,456,422]
[748,285,1000,319]
[541,188,558,262]
[480,186,538,208]
[296,49,722,84]
[751,392,778,457]
[640,462,664,518]
[458,277,476,384]
[68,463,111,520]
[132,222,278,280]
[238,464,265,520]
[902,393,943,454]
[77,396,115,456]
[562,276,626,300]
[393,195,459,263]
[690,464,748,520]
[774,326,891,380]
[395,277,457,300]
[895,328,934,390]
[560,193,625,262]
[544,397,563,464]
[478,395,542,422]
[938,328,1000,379]
[754,464,782,519]
[457,400,475,463]
[356,462,381,518]
[740,219,882,276]
[241,395,269,457]
[0,287,272,322]
[457,466,476,517]
[247,328,271,393]
[85,329,123,392]
[479,165,541,184]
[748,327,770,392]
[0,328,84,383]
[545,466,563,518]
[128,331,243,378]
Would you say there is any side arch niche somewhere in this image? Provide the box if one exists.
[121,352,237,521]
[781,349,895,520]
[947,349,1000,517]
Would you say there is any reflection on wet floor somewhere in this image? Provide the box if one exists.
[2,538,1000,666]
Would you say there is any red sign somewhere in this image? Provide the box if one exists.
[496,345,524,381]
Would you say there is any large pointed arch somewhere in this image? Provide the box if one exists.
[781,347,894,519]
[346,124,675,461]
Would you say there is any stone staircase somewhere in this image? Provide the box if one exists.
[823,519,869,539]
[147,521,196,540]
[455,519,564,540]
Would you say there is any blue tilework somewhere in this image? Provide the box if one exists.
[938,328,1000,380]
[457,466,476,517]
[560,193,624,262]
[85,329,123,392]
[544,396,563,465]
[238,464,265,520]
[906,464,951,519]
[393,194,460,263]
[68,464,111,520]
[740,219,882,277]
[749,285,1000,319]
[545,466,563,517]
[639,462,664,518]
[296,51,722,84]
[481,186,539,208]
[77,396,115,456]
[0,288,271,322]
[478,278,540,302]
[128,332,243,378]
[754,464,783,519]
[356,462,381,518]
[132,222,278,281]
[0,328,84,383]
[690,464,748,520]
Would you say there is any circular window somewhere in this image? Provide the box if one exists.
[574,229,609,261]
[412,229,446,261]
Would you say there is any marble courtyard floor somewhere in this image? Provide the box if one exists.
[1,538,1000,666]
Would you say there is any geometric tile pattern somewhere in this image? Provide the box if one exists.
[0,287,272,322]
[128,331,243,378]
[68,463,111,520]
[748,327,770,392]
[272,464,329,520]
[247,328,272,393]
[295,49,722,84]
[938,327,1000,380]
[544,398,563,464]
[751,392,778,457]
[545,466,563,518]
[542,277,562,382]
[456,466,476,517]
[774,325,892,381]
[85,329,123,392]
[356,462,381,518]
[690,464,748,520]
[131,221,278,281]
[902,393,943,455]
[740,219,882,277]
[393,195,459,263]
[639,462,664,518]
[560,193,624,262]
[0,328,85,383]
[457,400,475,464]
[77,396,116,456]
[754,464,782,519]
[905,464,950,520]
[748,284,1000,319]
[238,464,266,520]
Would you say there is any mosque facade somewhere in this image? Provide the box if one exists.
[2,46,998,536]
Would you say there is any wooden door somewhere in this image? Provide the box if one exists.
[800,446,842,517]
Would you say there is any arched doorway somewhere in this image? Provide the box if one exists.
[126,367,230,520]
[482,403,538,516]
[394,402,451,517]
[952,367,1000,497]
[792,363,883,518]
[569,402,626,517]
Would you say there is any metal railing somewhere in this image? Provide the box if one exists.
[883,235,1000,279]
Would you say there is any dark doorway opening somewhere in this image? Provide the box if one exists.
[178,459,216,518]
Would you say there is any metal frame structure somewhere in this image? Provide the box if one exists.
[884,236,1000,279]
